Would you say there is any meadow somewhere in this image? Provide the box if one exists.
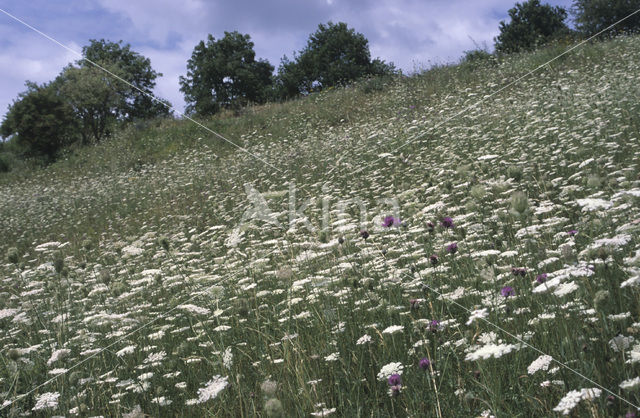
[1,34,640,417]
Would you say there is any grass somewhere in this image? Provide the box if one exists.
[1,34,640,417]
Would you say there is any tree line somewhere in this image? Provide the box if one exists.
[1,0,639,167]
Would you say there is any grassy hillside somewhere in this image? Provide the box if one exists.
[1,35,640,416]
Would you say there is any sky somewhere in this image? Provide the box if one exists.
[0,0,575,122]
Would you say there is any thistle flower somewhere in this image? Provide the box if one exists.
[501,286,515,297]
[419,357,431,370]
[441,217,455,229]
[536,273,547,283]
[430,254,439,266]
[359,230,370,239]
[446,242,458,254]
[382,215,401,228]
[388,374,402,386]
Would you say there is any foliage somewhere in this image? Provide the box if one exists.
[56,64,131,144]
[495,0,570,54]
[180,32,274,116]
[80,39,172,120]
[0,81,77,158]
[275,22,395,99]
[572,0,640,36]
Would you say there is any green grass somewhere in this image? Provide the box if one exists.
[1,34,640,417]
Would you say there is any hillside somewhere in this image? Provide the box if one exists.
[1,35,640,416]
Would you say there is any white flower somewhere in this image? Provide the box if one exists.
[178,304,210,315]
[575,198,613,212]
[116,345,136,357]
[377,362,403,381]
[609,335,634,352]
[191,375,229,404]
[466,308,489,325]
[32,392,60,411]
[324,352,340,362]
[553,388,601,415]
[527,355,554,375]
[151,396,173,406]
[619,377,640,390]
[222,347,233,370]
[356,334,372,345]
[465,343,521,361]
[47,348,71,366]
[311,407,337,416]
[382,325,404,335]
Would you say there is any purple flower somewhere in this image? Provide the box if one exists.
[427,221,435,232]
[567,229,578,237]
[382,215,401,228]
[536,273,547,283]
[409,299,420,309]
[419,357,431,370]
[430,254,439,266]
[388,374,402,386]
[441,217,455,229]
[501,286,515,297]
[446,242,458,254]
[360,230,370,239]
[428,319,440,332]
[511,267,527,277]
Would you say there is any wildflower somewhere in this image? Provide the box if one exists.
[359,230,369,240]
[419,357,431,370]
[501,286,515,297]
[567,229,578,237]
[441,217,455,229]
[428,319,440,332]
[430,254,439,266]
[409,299,420,309]
[536,273,547,283]
[552,388,601,415]
[511,267,526,277]
[427,221,435,232]
[382,325,404,335]
[527,355,553,374]
[466,308,489,325]
[377,362,403,381]
[446,242,458,254]
[388,374,402,386]
[32,392,60,411]
[382,215,400,228]
[356,334,372,345]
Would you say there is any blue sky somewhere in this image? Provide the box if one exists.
[0,0,574,121]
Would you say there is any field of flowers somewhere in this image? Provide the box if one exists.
[1,35,640,417]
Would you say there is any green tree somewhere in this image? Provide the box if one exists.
[572,0,640,36]
[0,81,77,159]
[80,39,172,120]
[180,32,274,116]
[56,64,131,144]
[276,22,395,99]
[494,0,569,54]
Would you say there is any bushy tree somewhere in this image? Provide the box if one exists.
[80,39,172,120]
[572,0,640,36]
[56,64,131,144]
[0,81,77,158]
[495,0,570,54]
[180,32,274,116]
[276,22,395,99]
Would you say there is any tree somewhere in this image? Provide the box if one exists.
[56,63,132,144]
[180,32,274,116]
[276,22,395,99]
[80,39,172,120]
[572,0,640,36]
[0,81,77,158]
[494,0,569,54]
